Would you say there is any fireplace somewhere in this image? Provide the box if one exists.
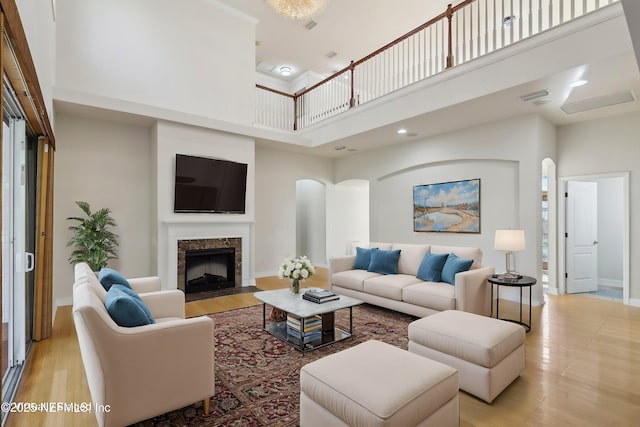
[184,248,235,293]
[177,237,242,293]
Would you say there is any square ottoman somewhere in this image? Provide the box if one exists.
[408,310,525,403]
[299,340,459,427]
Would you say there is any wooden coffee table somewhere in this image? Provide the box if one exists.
[254,288,363,352]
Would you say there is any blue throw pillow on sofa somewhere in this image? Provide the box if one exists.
[441,253,473,285]
[367,248,401,275]
[99,267,131,291]
[104,285,155,327]
[353,247,376,270]
[416,252,449,282]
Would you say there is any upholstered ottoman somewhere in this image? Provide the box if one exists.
[299,340,459,427]
[408,310,525,403]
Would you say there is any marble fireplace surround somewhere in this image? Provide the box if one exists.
[162,221,253,291]
[177,237,242,292]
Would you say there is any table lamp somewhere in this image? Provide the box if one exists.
[494,229,525,279]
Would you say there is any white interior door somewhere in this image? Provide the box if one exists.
[566,181,598,293]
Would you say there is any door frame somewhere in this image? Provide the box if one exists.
[558,172,630,304]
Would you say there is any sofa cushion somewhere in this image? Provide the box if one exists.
[98,267,132,291]
[353,247,375,270]
[364,274,423,301]
[441,253,473,285]
[416,252,449,282]
[332,270,382,292]
[368,249,401,275]
[431,245,482,269]
[391,244,430,276]
[104,285,155,327]
[368,242,393,250]
[402,282,456,311]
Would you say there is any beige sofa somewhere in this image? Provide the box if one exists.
[72,262,215,427]
[329,243,494,318]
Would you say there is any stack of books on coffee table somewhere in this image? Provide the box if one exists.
[287,314,322,341]
[302,289,340,304]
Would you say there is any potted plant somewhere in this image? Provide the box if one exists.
[66,201,119,271]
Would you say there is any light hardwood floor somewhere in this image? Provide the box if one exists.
[6,270,640,426]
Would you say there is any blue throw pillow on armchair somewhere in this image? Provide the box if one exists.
[367,248,401,275]
[98,267,131,291]
[416,252,449,282]
[353,247,376,270]
[104,285,155,327]
[441,253,473,285]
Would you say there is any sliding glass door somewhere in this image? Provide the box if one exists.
[2,95,36,416]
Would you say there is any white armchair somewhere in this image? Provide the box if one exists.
[72,263,215,427]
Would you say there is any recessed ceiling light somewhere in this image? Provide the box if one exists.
[280,66,292,76]
[570,79,588,88]
[397,128,408,134]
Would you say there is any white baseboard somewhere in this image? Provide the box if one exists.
[254,270,277,278]
[598,278,623,288]
[628,298,640,308]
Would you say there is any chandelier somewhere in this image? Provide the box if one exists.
[265,0,328,20]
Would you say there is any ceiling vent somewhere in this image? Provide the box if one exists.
[304,20,317,30]
[520,90,550,102]
[561,90,637,114]
[326,51,338,59]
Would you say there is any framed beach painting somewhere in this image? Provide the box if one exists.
[413,179,480,233]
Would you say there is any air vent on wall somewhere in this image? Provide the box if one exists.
[520,90,550,102]
[304,20,317,30]
[326,51,338,59]
[561,90,637,114]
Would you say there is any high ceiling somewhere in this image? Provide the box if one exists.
[217,0,640,157]
[217,0,458,81]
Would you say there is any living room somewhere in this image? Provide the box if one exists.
[3,0,640,425]
[45,0,638,307]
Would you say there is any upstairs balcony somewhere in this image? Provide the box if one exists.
[255,0,621,132]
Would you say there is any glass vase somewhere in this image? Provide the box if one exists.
[290,278,300,294]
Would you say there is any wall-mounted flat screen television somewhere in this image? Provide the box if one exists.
[174,154,248,213]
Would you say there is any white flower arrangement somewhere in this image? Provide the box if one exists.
[278,255,315,281]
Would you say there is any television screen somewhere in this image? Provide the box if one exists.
[174,154,247,213]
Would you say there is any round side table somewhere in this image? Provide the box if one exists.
[488,275,536,332]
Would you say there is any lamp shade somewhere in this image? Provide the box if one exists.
[494,229,526,252]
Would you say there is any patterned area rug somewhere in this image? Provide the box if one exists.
[134,304,416,426]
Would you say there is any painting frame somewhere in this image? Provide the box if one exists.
[413,179,481,233]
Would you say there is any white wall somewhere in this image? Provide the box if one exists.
[53,113,152,306]
[326,180,370,258]
[334,114,556,305]
[296,180,327,267]
[55,0,256,126]
[254,145,333,277]
[15,0,56,126]
[557,112,639,302]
